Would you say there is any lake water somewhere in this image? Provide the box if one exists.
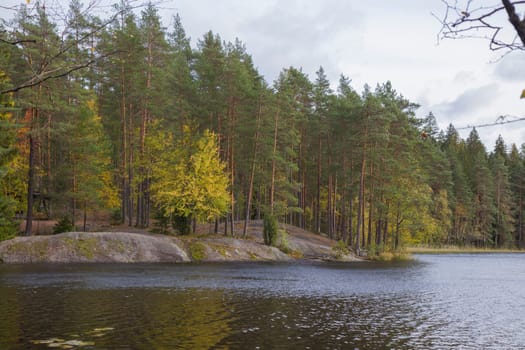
[0,254,524,349]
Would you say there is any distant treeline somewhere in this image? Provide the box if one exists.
[0,1,523,251]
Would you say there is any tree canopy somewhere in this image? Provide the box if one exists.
[1,1,524,253]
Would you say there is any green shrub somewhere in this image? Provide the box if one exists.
[172,215,191,235]
[277,229,290,253]
[53,215,74,234]
[189,241,207,261]
[152,207,170,234]
[263,214,278,246]
[0,197,17,241]
[332,240,350,259]
[110,208,122,225]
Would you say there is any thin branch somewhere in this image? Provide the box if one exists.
[456,115,525,130]
[435,0,525,52]
[0,37,36,45]
[0,51,121,95]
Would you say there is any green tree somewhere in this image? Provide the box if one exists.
[490,137,514,247]
[64,100,118,231]
[0,71,18,240]
[465,129,494,246]
[508,144,525,247]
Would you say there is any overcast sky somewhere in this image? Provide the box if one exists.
[2,0,525,149]
[159,0,524,149]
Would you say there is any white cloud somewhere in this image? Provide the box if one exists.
[433,84,499,116]
[493,54,525,82]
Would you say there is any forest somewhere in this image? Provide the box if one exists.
[1,1,524,253]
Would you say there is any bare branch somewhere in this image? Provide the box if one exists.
[435,0,525,52]
[0,51,121,95]
[0,0,151,95]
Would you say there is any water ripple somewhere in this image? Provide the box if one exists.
[0,255,525,349]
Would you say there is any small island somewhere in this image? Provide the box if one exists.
[0,221,360,264]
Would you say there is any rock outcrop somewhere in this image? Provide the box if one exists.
[0,222,360,263]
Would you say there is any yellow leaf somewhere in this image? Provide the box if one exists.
[521,89,525,99]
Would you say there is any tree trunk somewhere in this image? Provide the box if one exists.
[270,110,279,214]
[72,159,77,230]
[316,135,321,234]
[328,174,332,239]
[229,99,236,237]
[243,98,262,237]
[25,131,35,236]
[127,103,134,227]
[356,156,366,254]
[120,57,127,225]
[519,186,523,248]
[83,201,87,232]
[395,201,401,250]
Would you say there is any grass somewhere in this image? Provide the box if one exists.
[368,251,412,262]
[332,240,350,259]
[407,246,525,254]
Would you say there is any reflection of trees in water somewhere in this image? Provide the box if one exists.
[72,288,234,349]
[0,287,20,349]
[0,287,234,349]
[140,289,233,349]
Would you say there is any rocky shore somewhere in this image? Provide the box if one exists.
[0,223,360,263]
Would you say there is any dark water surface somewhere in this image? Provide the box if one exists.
[0,254,524,349]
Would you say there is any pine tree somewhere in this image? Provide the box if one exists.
[0,71,18,240]
[465,129,494,246]
[490,137,514,247]
[508,144,525,247]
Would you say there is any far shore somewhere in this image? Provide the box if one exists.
[408,246,525,254]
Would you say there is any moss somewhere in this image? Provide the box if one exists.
[33,240,50,260]
[210,244,229,257]
[106,239,126,254]
[288,250,303,259]
[6,240,49,261]
[63,236,98,260]
[248,251,258,260]
[77,237,98,260]
[6,242,31,256]
[189,241,207,261]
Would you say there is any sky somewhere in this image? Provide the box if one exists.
[161,0,525,149]
[2,0,525,149]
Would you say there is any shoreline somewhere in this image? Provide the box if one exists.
[0,230,362,264]
[408,246,525,254]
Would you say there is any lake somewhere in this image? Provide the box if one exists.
[0,254,524,349]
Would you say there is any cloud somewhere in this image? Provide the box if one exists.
[433,83,499,116]
[453,70,477,84]
[236,0,365,82]
[493,54,525,82]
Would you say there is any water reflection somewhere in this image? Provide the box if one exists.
[0,255,524,349]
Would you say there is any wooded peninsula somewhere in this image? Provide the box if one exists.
[1,1,524,259]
